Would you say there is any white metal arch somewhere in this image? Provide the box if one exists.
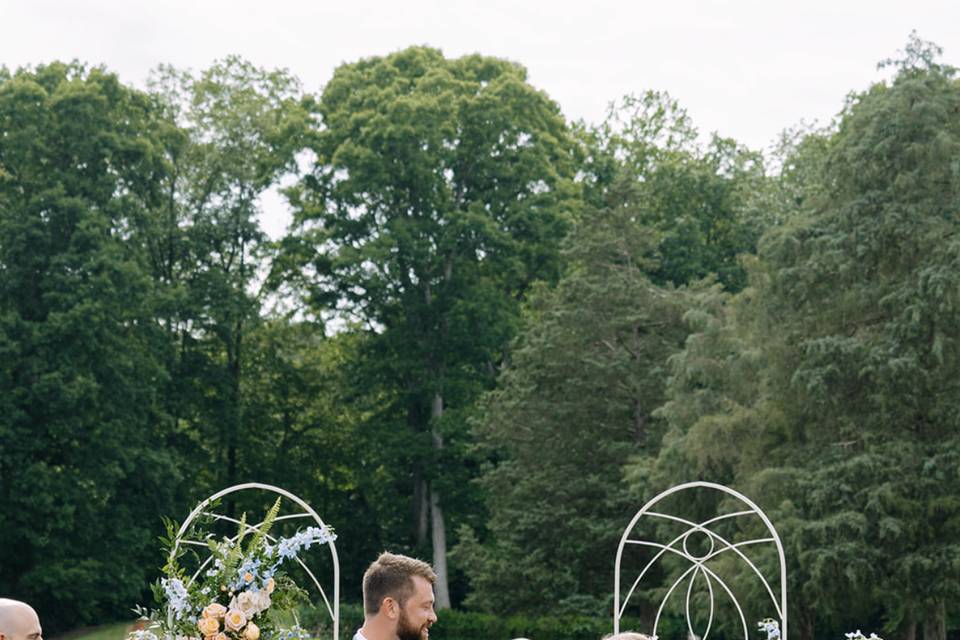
[614,481,787,640]
[171,483,341,640]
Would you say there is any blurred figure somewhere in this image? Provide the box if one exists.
[0,600,42,640]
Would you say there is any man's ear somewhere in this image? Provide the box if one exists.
[382,597,399,620]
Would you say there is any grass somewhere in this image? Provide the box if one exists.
[52,622,135,640]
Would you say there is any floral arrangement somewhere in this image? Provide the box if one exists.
[757,619,780,640]
[132,499,336,640]
[757,621,883,640]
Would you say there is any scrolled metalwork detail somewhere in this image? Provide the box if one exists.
[614,482,787,640]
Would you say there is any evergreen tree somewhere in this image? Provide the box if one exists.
[460,91,767,617]
[640,36,960,640]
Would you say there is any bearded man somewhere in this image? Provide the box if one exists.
[354,552,437,640]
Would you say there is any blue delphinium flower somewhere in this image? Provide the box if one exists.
[233,557,262,590]
[269,525,337,574]
[277,537,298,560]
[162,578,191,620]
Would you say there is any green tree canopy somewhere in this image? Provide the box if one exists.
[143,56,311,499]
[0,62,179,632]
[284,46,579,606]
[579,91,768,291]
[458,182,695,615]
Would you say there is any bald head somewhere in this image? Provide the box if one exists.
[0,600,42,640]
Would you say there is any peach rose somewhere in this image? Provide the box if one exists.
[265,578,275,595]
[203,603,227,620]
[197,618,220,637]
[243,623,260,640]
[224,609,247,632]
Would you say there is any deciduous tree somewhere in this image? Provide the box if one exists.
[285,46,579,606]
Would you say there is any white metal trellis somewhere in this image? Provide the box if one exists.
[170,483,341,640]
[614,481,787,640]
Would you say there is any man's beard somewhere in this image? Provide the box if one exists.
[397,609,428,640]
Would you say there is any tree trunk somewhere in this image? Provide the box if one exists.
[922,601,945,640]
[408,394,430,546]
[413,471,429,547]
[899,620,917,640]
[224,323,242,520]
[430,391,451,609]
[797,612,815,640]
[429,482,451,609]
[226,238,246,519]
[227,321,242,485]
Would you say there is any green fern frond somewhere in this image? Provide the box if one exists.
[224,512,248,573]
[248,497,282,554]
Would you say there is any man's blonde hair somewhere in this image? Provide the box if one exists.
[362,552,436,614]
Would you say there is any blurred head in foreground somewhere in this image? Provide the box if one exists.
[0,600,42,640]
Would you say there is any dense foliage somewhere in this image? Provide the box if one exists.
[281,46,578,608]
[1,35,958,640]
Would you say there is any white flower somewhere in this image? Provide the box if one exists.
[303,526,336,546]
[232,590,269,619]
[255,590,271,613]
[756,620,779,640]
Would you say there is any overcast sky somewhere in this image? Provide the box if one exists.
[3,0,958,236]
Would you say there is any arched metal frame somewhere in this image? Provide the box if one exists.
[170,483,341,640]
[614,481,787,640]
